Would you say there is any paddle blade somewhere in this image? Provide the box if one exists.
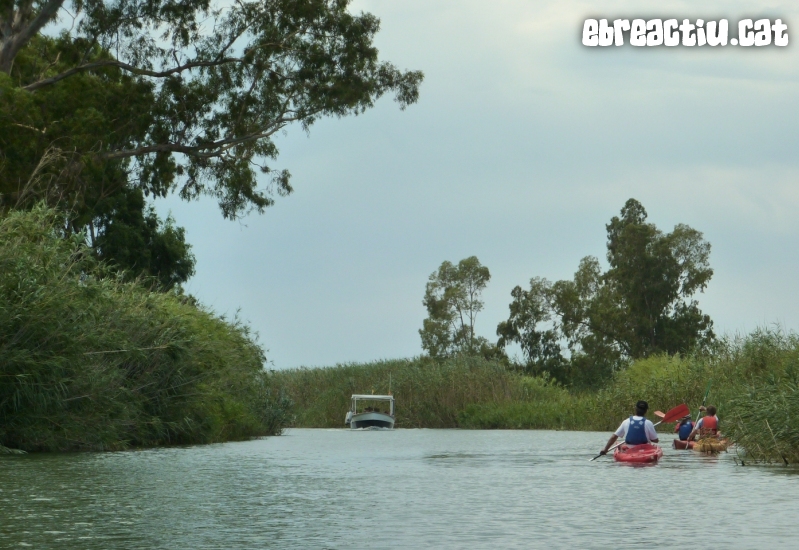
[661,403,690,423]
[654,410,665,418]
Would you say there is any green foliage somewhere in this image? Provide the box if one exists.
[1,35,156,204]
[603,199,714,357]
[497,277,566,376]
[0,206,289,451]
[722,331,799,463]
[271,353,682,432]
[2,0,424,284]
[498,198,714,388]
[420,256,498,359]
[273,328,799,464]
[1,36,195,289]
[726,380,799,464]
[272,356,521,428]
[91,187,195,289]
[458,375,592,430]
[1,0,423,219]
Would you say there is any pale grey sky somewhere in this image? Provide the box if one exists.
[157,0,799,368]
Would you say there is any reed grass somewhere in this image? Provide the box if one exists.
[0,206,290,451]
[722,332,799,463]
[274,329,799,462]
[274,355,708,431]
[272,356,522,428]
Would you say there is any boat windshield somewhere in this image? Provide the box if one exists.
[351,395,394,416]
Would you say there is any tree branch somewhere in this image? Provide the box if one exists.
[0,0,64,73]
[98,117,300,161]
[21,57,244,91]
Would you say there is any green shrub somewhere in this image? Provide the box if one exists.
[0,206,289,451]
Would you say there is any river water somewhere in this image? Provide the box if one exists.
[2,429,798,549]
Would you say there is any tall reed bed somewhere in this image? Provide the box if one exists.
[272,356,524,428]
[590,331,799,462]
[721,331,799,463]
[725,380,799,464]
[456,374,591,429]
[275,329,799,462]
[0,207,290,451]
[275,356,612,430]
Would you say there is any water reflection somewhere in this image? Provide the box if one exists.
[2,429,799,549]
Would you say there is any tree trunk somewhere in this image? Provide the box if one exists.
[0,0,65,74]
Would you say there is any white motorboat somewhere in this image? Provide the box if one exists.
[345,394,395,429]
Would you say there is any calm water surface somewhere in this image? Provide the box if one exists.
[2,429,798,549]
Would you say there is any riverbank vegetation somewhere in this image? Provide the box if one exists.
[0,208,290,452]
[274,329,799,462]
[1,1,422,453]
[274,356,521,428]
[273,198,799,463]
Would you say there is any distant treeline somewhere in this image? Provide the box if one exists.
[0,207,290,452]
[420,199,715,390]
[274,330,799,463]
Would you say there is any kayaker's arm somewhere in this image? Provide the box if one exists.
[644,420,659,443]
[599,434,618,455]
[686,417,702,441]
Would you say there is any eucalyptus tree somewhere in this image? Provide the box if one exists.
[1,0,421,286]
[1,34,198,288]
[420,256,491,359]
[1,0,422,217]
[497,199,714,386]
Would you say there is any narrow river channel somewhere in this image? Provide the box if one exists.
[2,429,798,548]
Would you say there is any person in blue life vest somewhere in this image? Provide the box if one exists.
[686,405,719,441]
[675,414,694,441]
[598,400,659,456]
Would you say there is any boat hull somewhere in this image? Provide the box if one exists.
[614,443,663,464]
[350,411,394,429]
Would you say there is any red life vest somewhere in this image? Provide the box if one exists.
[700,415,718,435]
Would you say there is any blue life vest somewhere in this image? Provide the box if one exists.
[625,416,649,444]
[678,420,694,441]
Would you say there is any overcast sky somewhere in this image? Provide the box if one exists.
[156,0,799,369]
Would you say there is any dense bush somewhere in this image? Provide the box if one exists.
[0,207,290,451]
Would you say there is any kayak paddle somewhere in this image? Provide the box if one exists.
[590,403,690,461]
[658,403,690,425]
[694,381,712,423]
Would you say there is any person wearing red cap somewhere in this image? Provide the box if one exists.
[598,400,659,456]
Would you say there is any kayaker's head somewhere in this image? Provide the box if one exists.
[635,400,648,416]
[706,405,717,416]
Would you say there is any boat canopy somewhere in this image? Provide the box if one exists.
[351,394,394,417]
[350,394,393,400]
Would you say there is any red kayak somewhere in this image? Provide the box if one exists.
[614,443,663,463]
